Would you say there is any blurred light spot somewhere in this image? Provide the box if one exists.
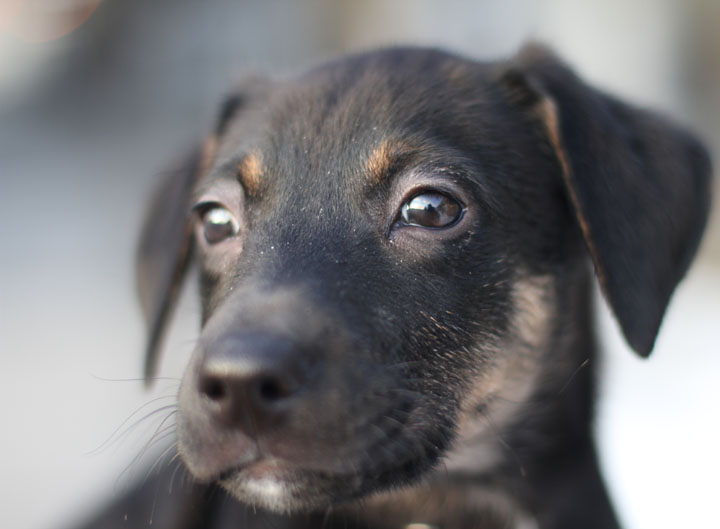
[1,0,101,43]
[0,0,24,32]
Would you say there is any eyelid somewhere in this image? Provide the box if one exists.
[392,166,470,203]
[190,175,245,211]
[191,200,224,215]
[401,187,466,209]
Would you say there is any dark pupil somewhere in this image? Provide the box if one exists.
[203,208,236,243]
[401,192,461,228]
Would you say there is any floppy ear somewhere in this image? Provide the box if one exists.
[136,146,204,384]
[500,45,712,356]
[136,81,271,384]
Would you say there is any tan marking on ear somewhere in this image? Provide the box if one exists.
[199,135,219,177]
[365,139,414,185]
[238,150,264,196]
[536,99,570,179]
[536,97,608,293]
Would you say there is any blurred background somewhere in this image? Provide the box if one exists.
[1,1,718,528]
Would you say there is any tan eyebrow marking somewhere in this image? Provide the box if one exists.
[365,139,416,185]
[237,150,264,196]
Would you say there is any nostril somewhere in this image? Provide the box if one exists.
[194,332,313,432]
[257,376,291,402]
[200,375,227,402]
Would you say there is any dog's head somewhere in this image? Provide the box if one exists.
[136,46,710,513]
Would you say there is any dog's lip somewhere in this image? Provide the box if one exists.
[218,455,338,483]
[218,456,282,481]
[216,440,429,484]
[211,402,428,483]
[216,446,440,511]
[205,455,280,481]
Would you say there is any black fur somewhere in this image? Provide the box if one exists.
[82,46,711,529]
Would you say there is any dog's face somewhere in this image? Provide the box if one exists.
[137,47,710,515]
[176,50,572,511]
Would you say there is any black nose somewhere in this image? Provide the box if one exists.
[196,333,311,433]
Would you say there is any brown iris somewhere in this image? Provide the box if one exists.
[401,192,463,228]
[201,207,239,244]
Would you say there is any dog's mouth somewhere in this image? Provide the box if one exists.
[175,325,462,513]
[177,397,453,512]
[212,442,442,513]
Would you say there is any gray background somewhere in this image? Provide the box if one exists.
[1,1,719,528]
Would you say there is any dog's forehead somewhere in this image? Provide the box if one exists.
[277,48,485,130]
[212,49,502,194]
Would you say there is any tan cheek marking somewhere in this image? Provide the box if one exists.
[468,274,553,402]
[238,151,263,196]
[444,274,554,473]
[509,273,555,351]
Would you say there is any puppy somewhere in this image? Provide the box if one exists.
[122,45,711,529]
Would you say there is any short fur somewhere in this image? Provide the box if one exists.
[82,46,711,529]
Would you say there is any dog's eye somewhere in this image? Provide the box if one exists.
[200,206,240,244]
[401,192,463,228]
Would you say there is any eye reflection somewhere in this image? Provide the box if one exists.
[401,192,462,228]
[201,206,240,244]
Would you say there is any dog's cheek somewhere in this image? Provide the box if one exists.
[443,273,555,473]
[198,257,243,323]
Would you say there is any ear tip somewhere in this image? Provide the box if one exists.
[608,290,664,358]
[143,325,163,387]
[143,349,158,387]
[511,43,580,94]
[515,42,559,65]
[627,333,656,358]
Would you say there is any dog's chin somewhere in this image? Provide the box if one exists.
[198,452,441,514]
[217,460,357,513]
